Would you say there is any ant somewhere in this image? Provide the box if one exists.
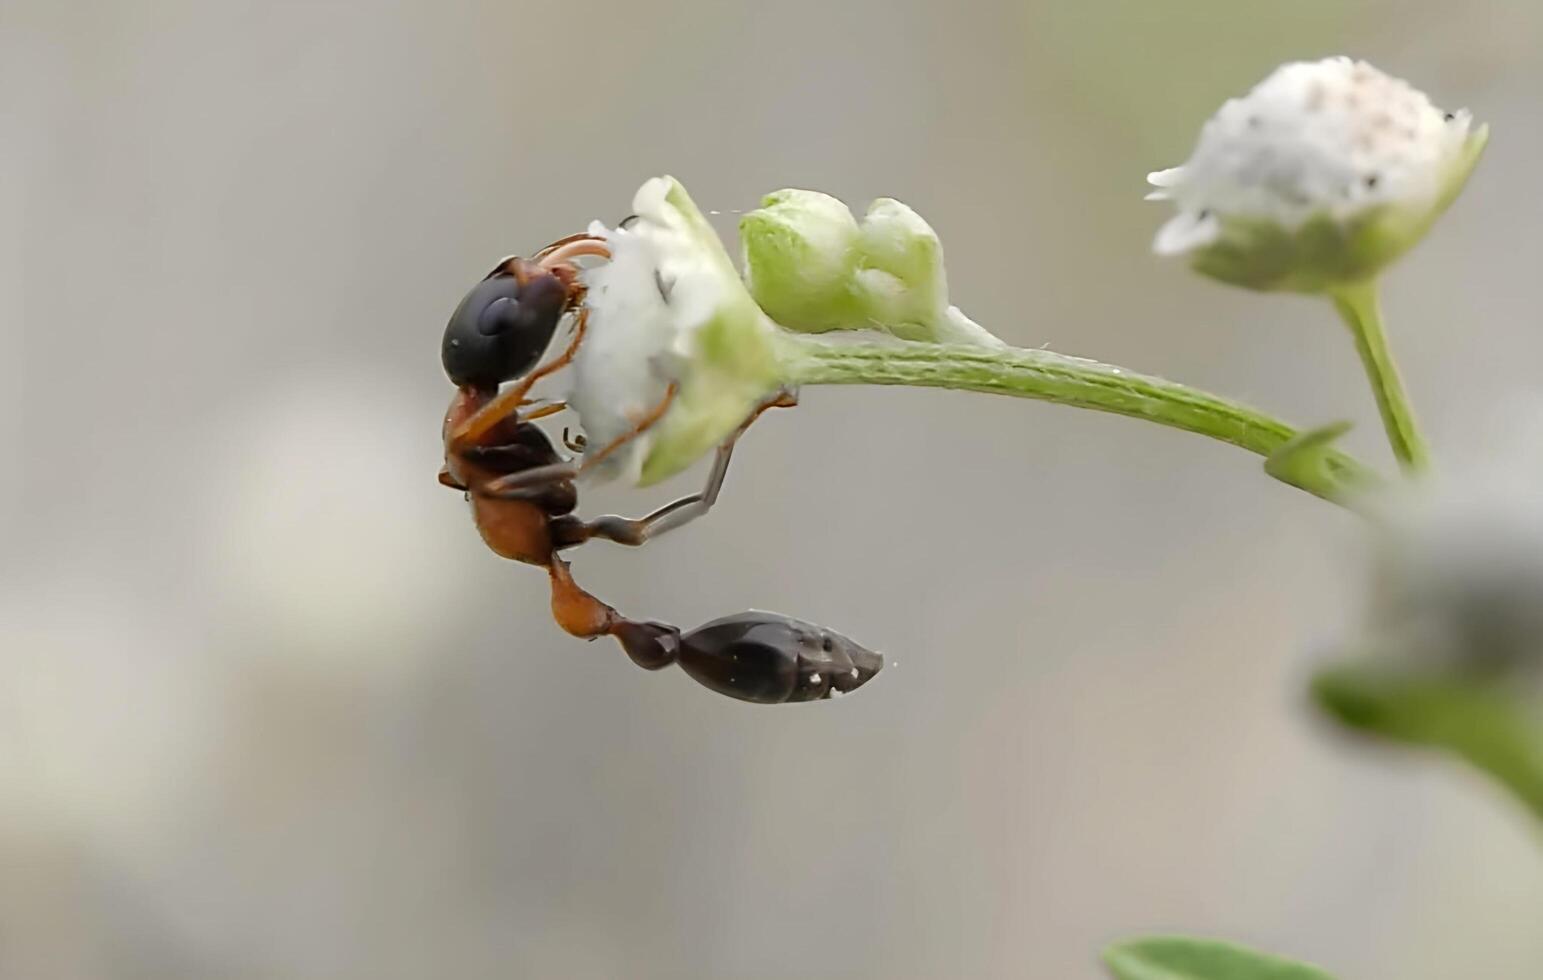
[438,237,883,703]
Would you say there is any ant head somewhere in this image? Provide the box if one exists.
[441,260,569,389]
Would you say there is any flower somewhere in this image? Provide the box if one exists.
[1357,448,1543,683]
[568,176,782,487]
[1311,404,1543,815]
[1147,57,1487,292]
[740,189,1004,346]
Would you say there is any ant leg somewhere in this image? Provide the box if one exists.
[537,237,611,268]
[477,461,580,500]
[485,237,608,280]
[531,233,593,259]
[521,400,567,422]
[576,383,678,475]
[577,441,735,547]
[449,308,590,450]
[488,384,797,539]
[468,465,577,515]
[496,398,737,540]
[574,387,800,547]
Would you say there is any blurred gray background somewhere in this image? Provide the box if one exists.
[4,1,1542,977]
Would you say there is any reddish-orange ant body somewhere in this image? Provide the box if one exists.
[438,238,882,703]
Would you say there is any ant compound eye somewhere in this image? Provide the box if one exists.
[441,271,567,388]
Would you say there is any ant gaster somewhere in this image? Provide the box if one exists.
[438,236,883,703]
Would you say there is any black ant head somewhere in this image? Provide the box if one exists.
[675,612,884,704]
[441,262,569,389]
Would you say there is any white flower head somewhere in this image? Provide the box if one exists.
[569,177,781,486]
[1148,57,1487,292]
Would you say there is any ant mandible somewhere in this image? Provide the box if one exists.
[437,236,883,703]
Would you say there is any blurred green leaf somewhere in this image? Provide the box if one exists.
[1103,936,1338,980]
[1313,662,1543,823]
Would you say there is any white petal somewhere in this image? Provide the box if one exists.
[567,222,679,483]
[567,178,751,484]
[1152,211,1220,256]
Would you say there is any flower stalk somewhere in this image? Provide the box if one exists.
[1329,280,1430,473]
[773,332,1375,504]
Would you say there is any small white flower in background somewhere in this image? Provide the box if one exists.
[1312,407,1543,801]
[740,189,1004,347]
[569,176,782,487]
[1148,57,1487,292]
[1361,437,1543,685]
[1323,399,1543,693]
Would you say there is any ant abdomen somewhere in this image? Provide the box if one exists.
[672,612,884,704]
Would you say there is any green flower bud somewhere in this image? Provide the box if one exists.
[738,189,863,331]
[1148,57,1487,293]
[850,198,948,340]
[741,190,1003,347]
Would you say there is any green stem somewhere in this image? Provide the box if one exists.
[774,333,1377,505]
[1330,280,1430,473]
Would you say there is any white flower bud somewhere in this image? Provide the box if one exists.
[1148,57,1486,292]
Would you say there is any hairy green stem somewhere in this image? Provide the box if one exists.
[1331,280,1430,473]
[774,333,1376,505]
